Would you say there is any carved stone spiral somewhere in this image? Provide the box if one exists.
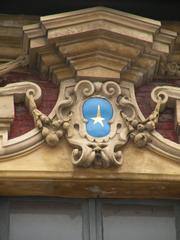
[0,82,42,104]
[74,80,95,99]
[119,96,136,121]
[72,146,95,167]
[102,81,121,97]
[56,96,74,122]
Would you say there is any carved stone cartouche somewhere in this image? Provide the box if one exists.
[57,80,130,168]
[26,79,165,168]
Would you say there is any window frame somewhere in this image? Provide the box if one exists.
[0,197,180,240]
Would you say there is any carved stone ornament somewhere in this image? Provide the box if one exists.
[2,78,180,168]
[25,79,164,168]
[2,7,180,169]
[57,80,130,168]
[27,80,128,167]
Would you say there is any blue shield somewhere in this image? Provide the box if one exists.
[82,97,113,138]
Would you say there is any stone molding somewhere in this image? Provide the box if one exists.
[0,82,42,158]
[1,8,180,197]
[23,7,177,86]
[1,7,180,166]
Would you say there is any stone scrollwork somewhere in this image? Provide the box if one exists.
[26,79,169,168]
[24,77,180,169]
[5,80,180,167]
[57,80,129,168]
[151,85,180,108]
[0,81,41,103]
[26,80,132,167]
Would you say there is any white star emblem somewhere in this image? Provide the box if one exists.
[91,104,105,127]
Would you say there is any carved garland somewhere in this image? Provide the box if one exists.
[1,79,180,167]
[121,94,163,148]
[26,80,164,168]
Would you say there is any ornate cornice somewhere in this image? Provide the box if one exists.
[23,7,177,86]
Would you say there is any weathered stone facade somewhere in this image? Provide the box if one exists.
[1,7,180,198]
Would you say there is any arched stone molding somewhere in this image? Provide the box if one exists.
[0,82,43,158]
[124,82,180,162]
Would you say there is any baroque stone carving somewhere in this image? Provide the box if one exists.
[2,79,180,167]
[2,8,180,167]
[27,80,130,167]
[27,80,165,168]
[151,86,180,106]
[61,80,130,168]
[0,81,41,102]
[141,85,180,161]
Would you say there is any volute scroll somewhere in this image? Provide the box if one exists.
[25,79,173,168]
